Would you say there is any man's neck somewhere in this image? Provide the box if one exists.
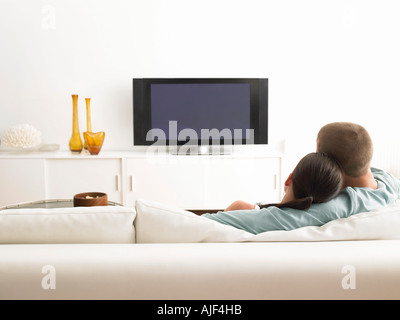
[343,170,378,190]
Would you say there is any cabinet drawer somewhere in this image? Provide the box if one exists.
[45,159,122,203]
[0,159,45,207]
[126,156,281,210]
[126,157,207,209]
[205,157,281,209]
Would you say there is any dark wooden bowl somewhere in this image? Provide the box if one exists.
[73,192,108,207]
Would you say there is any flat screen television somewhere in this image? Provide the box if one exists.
[133,78,268,148]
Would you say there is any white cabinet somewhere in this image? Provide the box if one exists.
[0,151,282,210]
[126,155,282,210]
[45,158,123,204]
[0,159,46,206]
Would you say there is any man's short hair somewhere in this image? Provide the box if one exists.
[316,122,373,177]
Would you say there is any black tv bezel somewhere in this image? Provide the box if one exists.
[133,78,268,146]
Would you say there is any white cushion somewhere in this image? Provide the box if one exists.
[0,206,136,244]
[135,199,400,243]
[135,199,250,243]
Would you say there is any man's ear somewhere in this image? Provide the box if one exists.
[284,173,293,186]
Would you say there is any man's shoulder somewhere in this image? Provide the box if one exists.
[371,167,397,181]
[371,167,400,195]
[304,167,400,217]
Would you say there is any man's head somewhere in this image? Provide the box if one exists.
[316,122,373,178]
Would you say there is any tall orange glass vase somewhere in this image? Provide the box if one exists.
[83,98,92,150]
[69,94,83,153]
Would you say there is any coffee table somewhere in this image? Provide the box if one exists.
[0,199,122,210]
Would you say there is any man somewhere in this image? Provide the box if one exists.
[317,122,377,189]
[202,122,400,234]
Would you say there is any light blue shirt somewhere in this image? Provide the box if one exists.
[202,168,400,234]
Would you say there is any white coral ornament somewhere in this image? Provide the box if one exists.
[2,124,42,148]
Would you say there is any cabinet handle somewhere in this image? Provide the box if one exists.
[130,176,134,192]
[116,175,121,191]
[273,174,277,190]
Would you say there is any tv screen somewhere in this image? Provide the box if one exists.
[133,78,268,147]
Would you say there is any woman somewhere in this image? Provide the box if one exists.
[224,152,344,212]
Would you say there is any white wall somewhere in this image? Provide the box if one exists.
[1,0,400,176]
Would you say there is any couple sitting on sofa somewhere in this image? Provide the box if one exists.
[203,122,400,234]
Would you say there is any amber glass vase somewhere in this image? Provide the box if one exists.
[83,98,92,150]
[69,94,83,153]
[83,131,105,155]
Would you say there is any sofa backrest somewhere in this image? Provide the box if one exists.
[0,206,136,244]
[134,198,400,243]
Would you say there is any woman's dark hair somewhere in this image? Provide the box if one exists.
[260,152,344,211]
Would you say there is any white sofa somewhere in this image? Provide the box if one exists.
[1,199,400,300]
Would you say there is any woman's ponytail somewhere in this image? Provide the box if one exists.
[260,196,314,211]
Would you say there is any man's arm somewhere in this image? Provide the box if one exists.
[223,200,256,211]
[203,168,400,235]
